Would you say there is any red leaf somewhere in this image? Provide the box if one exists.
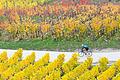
[80,0,90,4]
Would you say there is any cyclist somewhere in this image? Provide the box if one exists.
[81,44,89,55]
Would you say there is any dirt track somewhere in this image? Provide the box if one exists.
[0,49,120,64]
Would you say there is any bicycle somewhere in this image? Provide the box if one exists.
[78,49,92,57]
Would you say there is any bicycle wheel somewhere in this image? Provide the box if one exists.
[78,51,84,57]
[87,51,92,57]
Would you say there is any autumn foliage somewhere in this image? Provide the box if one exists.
[0,49,120,80]
[0,1,120,41]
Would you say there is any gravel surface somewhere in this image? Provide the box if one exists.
[0,49,120,63]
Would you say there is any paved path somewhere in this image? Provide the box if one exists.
[0,49,120,63]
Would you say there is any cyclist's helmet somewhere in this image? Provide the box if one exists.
[82,44,89,51]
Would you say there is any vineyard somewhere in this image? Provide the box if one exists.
[0,0,119,41]
[0,0,120,80]
[0,48,119,80]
